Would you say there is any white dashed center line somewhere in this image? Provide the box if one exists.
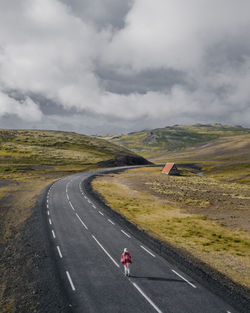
[172,270,197,288]
[66,271,76,291]
[52,230,56,239]
[131,281,163,313]
[140,245,155,258]
[98,211,104,216]
[75,213,88,230]
[49,218,52,225]
[108,219,115,225]
[121,230,131,238]
[92,204,96,209]
[57,246,63,258]
[47,210,50,216]
[92,235,120,268]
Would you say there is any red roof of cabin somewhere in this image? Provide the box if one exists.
[162,163,175,174]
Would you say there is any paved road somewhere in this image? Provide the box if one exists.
[46,167,238,313]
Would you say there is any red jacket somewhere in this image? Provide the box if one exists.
[121,252,132,264]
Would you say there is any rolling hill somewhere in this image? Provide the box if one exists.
[106,124,250,159]
[105,124,250,184]
[0,129,149,176]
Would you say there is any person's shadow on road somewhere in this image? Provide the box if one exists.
[129,276,185,283]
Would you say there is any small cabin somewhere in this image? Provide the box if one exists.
[162,163,179,175]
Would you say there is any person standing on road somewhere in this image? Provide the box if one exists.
[121,248,132,276]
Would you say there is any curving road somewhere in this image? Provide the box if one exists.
[46,167,238,313]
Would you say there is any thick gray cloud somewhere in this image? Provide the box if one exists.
[0,0,250,134]
[60,0,133,29]
[96,67,186,95]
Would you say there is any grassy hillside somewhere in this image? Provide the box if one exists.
[105,124,250,185]
[0,129,148,174]
[154,134,250,185]
[0,129,149,313]
[92,167,250,296]
[92,124,250,304]
[106,124,250,159]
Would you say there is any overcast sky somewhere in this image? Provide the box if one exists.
[0,0,250,134]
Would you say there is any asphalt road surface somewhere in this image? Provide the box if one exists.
[46,167,238,313]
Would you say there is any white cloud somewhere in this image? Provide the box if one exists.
[104,0,250,71]
[0,0,249,132]
[0,91,43,121]
[0,0,106,108]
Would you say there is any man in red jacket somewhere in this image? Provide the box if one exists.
[121,248,132,276]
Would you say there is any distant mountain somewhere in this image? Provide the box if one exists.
[106,124,250,159]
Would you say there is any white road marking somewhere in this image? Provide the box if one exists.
[108,219,115,225]
[98,211,104,216]
[52,230,56,239]
[69,201,75,211]
[140,245,156,258]
[49,218,52,225]
[47,199,49,204]
[47,203,49,209]
[226,311,232,313]
[131,281,163,313]
[47,210,50,216]
[75,213,88,230]
[66,271,76,291]
[57,246,63,258]
[172,270,197,288]
[66,182,70,194]
[92,204,96,209]
[92,235,120,268]
[87,199,92,204]
[66,193,69,200]
[121,230,131,238]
